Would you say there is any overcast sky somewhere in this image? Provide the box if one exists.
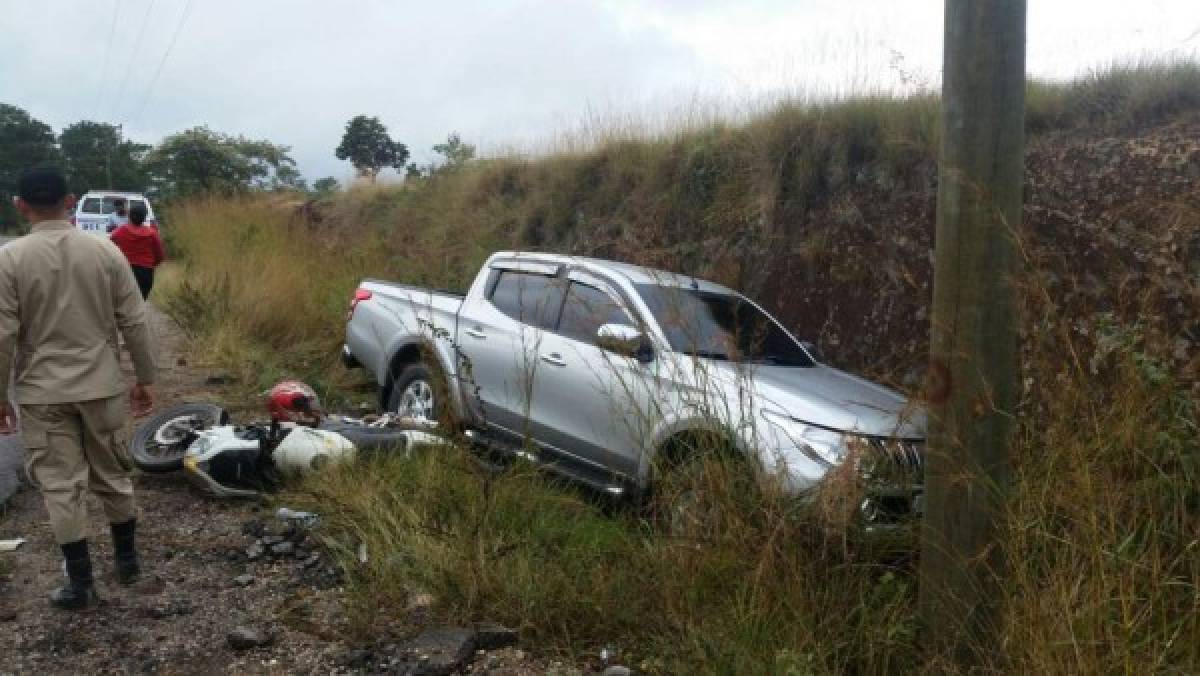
[3,1,1197,183]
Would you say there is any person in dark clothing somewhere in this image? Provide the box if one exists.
[108,204,165,300]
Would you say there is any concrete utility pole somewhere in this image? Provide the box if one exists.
[919,0,1025,667]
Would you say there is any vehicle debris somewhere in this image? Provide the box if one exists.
[0,537,26,552]
[276,507,320,527]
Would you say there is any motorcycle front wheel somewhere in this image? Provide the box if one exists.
[131,402,230,473]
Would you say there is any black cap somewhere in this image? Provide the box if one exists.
[17,167,68,207]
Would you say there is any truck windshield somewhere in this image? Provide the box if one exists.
[635,284,813,367]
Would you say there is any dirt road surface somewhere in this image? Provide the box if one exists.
[0,307,356,674]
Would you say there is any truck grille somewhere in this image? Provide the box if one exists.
[862,438,924,485]
[859,438,924,526]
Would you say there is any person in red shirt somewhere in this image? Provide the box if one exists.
[109,204,165,300]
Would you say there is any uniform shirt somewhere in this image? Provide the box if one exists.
[110,223,166,269]
[0,220,156,405]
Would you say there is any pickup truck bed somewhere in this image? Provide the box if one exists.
[346,279,466,388]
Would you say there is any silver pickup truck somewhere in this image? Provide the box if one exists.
[344,251,925,524]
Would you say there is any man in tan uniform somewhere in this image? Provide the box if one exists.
[0,167,156,610]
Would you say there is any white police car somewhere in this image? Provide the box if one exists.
[72,191,158,234]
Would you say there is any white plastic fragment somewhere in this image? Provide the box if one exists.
[276,507,320,528]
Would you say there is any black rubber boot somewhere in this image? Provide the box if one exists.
[111,518,140,585]
[50,539,97,610]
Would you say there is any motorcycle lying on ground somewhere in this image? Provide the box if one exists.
[130,381,442,498]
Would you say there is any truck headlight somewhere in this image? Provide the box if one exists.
[761,409,853,468]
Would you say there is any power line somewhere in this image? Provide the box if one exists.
[93,0,122,118]
[127,0,194,130]
[110,0,157,124]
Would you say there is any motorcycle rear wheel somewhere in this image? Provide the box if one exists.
[131,403,230,473]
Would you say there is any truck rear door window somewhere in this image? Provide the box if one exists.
[81,198,102,214]
[489,270,566,330]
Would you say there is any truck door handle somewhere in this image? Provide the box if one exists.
[540,352,566,367]
[464,327,486,340]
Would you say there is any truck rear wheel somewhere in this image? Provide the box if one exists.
[387,363,447,425]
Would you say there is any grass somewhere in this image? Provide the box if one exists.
[156,59,1200,672]
[156,195,400,407]
[295,446,921,673]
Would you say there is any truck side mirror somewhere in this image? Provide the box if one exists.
[597,324,653,363]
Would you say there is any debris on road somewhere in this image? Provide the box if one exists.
[390,627,477,676]
[473,621,518,651]
[227,625,273,651]
[276,506,319,527]
[0,538,26,552]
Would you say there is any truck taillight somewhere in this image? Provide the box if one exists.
[347,289,372,321]
[69,216,76,226]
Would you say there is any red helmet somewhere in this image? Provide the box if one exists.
[267,380,322,425]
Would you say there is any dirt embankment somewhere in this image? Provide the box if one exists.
[752,113,1200,385]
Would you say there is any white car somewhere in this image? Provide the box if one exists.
[72,191,158,234]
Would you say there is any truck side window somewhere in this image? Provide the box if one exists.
[489,270,566,330]
[559,282,634,345]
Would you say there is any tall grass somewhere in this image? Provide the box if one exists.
[158,60,1200,672]
[298,447,921,673]
[158,195,399,404]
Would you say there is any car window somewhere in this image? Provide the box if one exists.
[559,282,634,345]
[489,270,566,330]
[636,284,813,367]
[80,198,102,214]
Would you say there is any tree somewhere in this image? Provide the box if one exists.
[0,103,59,230]
[143,126,301,199]
[431,132,476,173]
[335,115,408,181]
[59,121,149,195]
[312,176,340,195]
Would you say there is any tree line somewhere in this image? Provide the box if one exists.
[1,103,475,230]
